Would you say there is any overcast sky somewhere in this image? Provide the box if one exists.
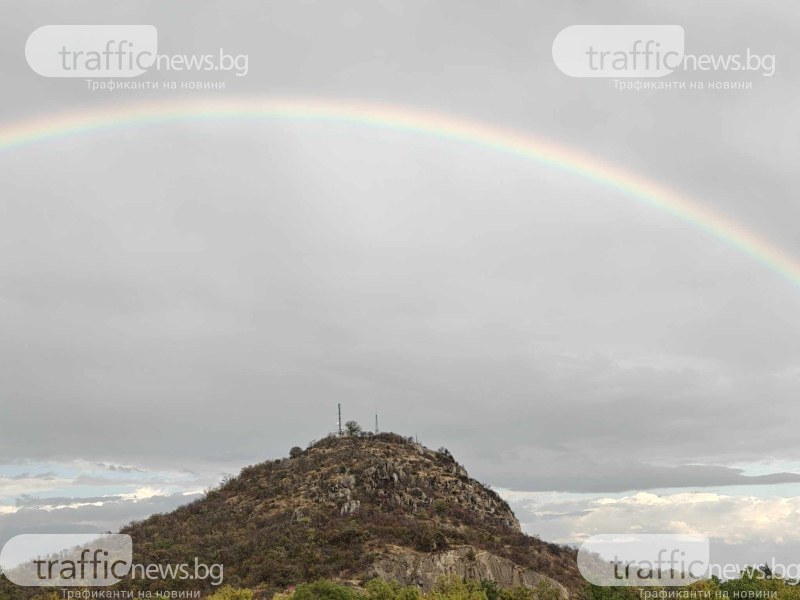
[1,0,800,574]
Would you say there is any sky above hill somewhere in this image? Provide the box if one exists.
[1,0,799,575]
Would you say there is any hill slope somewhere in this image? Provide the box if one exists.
[119,433,581,595]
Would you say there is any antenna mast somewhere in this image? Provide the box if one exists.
[375,412,379,434]
[338,403,342,436]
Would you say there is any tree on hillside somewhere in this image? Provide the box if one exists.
[345,420,362,436]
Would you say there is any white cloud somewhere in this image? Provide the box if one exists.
[507,489,800,550]
[0,476,72,501]
[596,492,722,507]
[39,501,104,512]
[119,487,169,502]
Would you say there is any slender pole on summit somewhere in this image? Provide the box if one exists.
[375,413,379,434]
[338,403,342,436]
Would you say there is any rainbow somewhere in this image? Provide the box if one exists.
[0,96,797,286]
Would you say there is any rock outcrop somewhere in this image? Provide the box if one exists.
[305,440,521,532]
[371,545,568,597]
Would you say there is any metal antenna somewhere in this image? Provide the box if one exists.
[375,412,379,434]
[338,403,342,436]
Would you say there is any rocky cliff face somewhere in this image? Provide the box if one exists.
[370,545,568,597]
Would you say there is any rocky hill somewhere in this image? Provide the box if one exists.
[0,433,583,598]
[121,433,581,596]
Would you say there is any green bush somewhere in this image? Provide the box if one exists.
[479,581,501,600]
[206,585,254,600]
[429,576,488,600]
[292,580,362,600]
[365,578,422,600]
[532,581,561,600]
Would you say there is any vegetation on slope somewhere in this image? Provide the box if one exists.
[115,432,581,594]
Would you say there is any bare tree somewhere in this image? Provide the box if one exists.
[344,420,362,436]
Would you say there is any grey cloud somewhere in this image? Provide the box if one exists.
[102,464,146,473]
[10,472,56,480]
[0,0,799,560]
[496,465,800,494]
